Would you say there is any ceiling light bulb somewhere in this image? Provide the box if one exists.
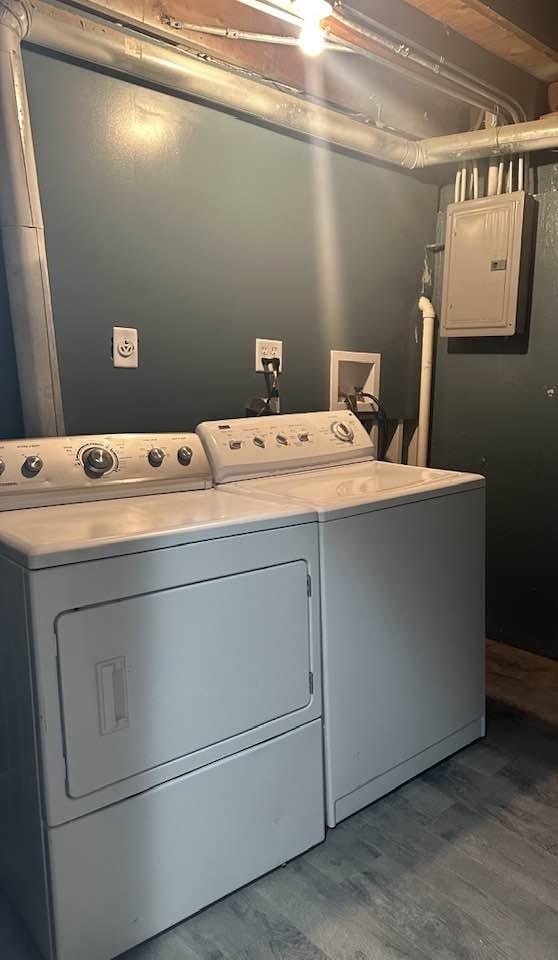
[298,19,326,55]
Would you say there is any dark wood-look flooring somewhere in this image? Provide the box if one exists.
[4,641,558,960]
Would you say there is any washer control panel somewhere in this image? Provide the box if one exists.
[0,433,211,511]
[197,411,374,483]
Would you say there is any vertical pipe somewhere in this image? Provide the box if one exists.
[518,155,525,192]
[487,158,498,196]
[506,158,513,192]
[497,161,504,194]
[454,169,461,204]
[417,297,436,469]
[460,164,467,202]
[473,162,479,200]
[0,0,64,435]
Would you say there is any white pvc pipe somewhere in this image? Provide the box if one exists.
[487,159,499,196]
[454,169,461,204]
[0,0,64,435]
[497,161,504,194]
[460,165,467,202]
[518,156,525,191]
[473,162,479,200]
[417,297,436,468]
[506,159,513,192]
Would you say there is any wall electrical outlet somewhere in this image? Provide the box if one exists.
[113,327,138,368]
[255,338,283,372]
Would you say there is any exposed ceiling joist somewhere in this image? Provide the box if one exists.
[401,0,558,82]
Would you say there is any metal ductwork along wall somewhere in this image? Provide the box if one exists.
[28,3,558,172]
[0,0,64,435]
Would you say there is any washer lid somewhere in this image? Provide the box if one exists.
[0,489,316,568]
[226,461,485,520]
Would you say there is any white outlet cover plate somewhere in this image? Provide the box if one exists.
[255,338,283,372]
[113,327,138,368]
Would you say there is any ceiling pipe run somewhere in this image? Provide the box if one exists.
[29,4,558,171]
[417,119,558,166]
[0,0,64,435]
[330,4,525,123]
[29,4,417,167]
[234,0,526,121]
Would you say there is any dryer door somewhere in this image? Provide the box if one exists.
[56,561,311,798]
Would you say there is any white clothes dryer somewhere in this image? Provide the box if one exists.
[0,432,324,960]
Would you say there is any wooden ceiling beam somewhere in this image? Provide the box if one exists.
[401,0,558,82]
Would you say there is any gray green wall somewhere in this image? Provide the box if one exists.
[0,253,23,440]
[431,161,558,659]
[0,47,438,437]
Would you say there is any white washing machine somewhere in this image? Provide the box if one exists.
[197,411,486,828]
[0,432,324,960]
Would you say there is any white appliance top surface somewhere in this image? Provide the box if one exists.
[225,460,485,521]
[0,489,315,569]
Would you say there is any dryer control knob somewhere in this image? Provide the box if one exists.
[0,459,5,476]
[332,421,354,443]
[83,447,114,477]
[22,455,44,478]
[177,446,193,466]
[253,436,266,448]
[148,448,165,468]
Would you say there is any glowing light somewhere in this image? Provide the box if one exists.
[296,0,332,57]
[299,20,326,56]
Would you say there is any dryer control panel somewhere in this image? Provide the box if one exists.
[197,411,374,483]
[0,433,212,510]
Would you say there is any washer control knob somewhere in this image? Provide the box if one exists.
[276,434,288,446]
[83,447,114,478]
[22,455,43,478]
[229,440,242,451]
[177,445,193,466]
[332,421,354,443]
[298,432,310,443]
[253,436,265,448]
[148,447,165,468]
[0,459,5,477]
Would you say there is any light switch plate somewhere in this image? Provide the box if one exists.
[113,327,138,368]
[255,338,283,372]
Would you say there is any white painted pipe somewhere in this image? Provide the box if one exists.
[518,156,525,191]
[487,159,499,196]
[497,161,504,194]
[0,0,64,435]
[454,169,461,204]
[417,297,436,469]
[473,162,479,200]
[506,158,513,192]
[460,164,467,202]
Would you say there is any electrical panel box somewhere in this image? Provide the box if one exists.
[441,191,535,337]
